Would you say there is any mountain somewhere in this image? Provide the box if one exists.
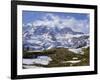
[23,23,89,51]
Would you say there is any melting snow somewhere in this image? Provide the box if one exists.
[68,48,84,54]
[62,60,81,64]
[23,59,34,65]
[23,56,52,66]
[72,57,78,60]
[23,65,44,69]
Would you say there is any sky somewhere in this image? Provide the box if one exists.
[22,11,90,34]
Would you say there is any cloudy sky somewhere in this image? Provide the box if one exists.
[22,11,90,34]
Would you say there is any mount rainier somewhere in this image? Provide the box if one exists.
[23,23,89,51]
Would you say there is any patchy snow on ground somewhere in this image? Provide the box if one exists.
[72,57,78,60]
[23,56,52,66]
[61,60,81,64]
[68,48,84,54]
[37,56,52,61]
[23,59,34,65]
[23,65,44,69]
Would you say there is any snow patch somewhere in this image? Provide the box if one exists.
[23,65,44,69]
[68,48,84,54]
[72,57,78,60]
[62,60,81,64]
[23,56,52,66]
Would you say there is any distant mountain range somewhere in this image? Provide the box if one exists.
[23,23,89,51]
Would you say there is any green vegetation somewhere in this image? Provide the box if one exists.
[23,47,90,68]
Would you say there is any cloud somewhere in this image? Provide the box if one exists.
[30,13,89,33]
[32,13,60,28]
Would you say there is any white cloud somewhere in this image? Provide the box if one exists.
[30,13,89,33]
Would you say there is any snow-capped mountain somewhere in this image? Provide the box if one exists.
[23,23,89,51]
